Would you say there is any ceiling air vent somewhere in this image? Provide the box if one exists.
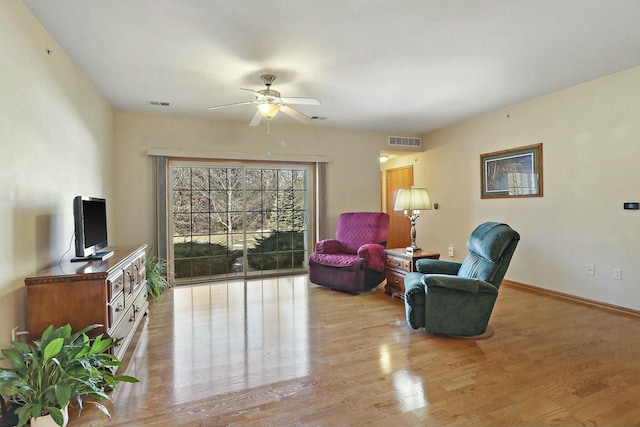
[389,136,421,147]
[149,101,170,107]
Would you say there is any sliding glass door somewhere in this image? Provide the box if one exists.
[169,160,313,284]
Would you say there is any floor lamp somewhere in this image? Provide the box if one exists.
[393,188,432,253]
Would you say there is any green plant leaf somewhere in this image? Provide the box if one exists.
[53,383,71,407]
[48,406,65,426]
[59,324,72,339]
[15,405,31,427]
[31,403,43,418]
[89,335,113,354]
[74,345,89,358]
[43,338,64,361]
[10,340,32,354]
[115,374,140,383]
[40,324,56,343]
[71,324,102,340]
[1,348,25,369]
[91,400,112,418]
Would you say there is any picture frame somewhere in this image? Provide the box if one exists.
[480,143,543,199]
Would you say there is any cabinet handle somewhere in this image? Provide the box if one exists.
[129,313,135,322]
[394,261,400,267]
[115,304,123,313]
[394,277,400,283]
[134,305,140,314]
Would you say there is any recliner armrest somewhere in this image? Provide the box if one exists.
[357,243,386,272]
[422,274,498,294]
[315,239,341,254]
[404,272,427,329]
[415,259,462,275]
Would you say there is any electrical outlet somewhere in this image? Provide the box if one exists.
[586,264,595,276]
[448,245,454,257]
[613,268,622,280]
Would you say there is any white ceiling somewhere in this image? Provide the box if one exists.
[22,0,640,135]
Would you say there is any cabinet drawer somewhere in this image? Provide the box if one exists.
[124,264,135,294]
[386,270,405,289]
[109,304,136,360]
[132,262,143,295]
[108,291,126,328]
[131,285,147,321]
[107,271,125,299]
[135,254,146,287]
[386,255,411,271]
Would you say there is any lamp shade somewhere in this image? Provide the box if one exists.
[257,102,281,119]
[394,188,432,211]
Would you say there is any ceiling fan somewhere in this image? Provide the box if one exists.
[208,74,321,129]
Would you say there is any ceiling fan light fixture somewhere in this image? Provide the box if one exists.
[257,102,281,119]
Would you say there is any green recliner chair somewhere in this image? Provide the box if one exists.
[404,222,520,336]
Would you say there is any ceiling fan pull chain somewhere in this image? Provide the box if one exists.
[267,119,271,136]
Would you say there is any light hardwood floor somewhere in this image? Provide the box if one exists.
[71,276,640,426]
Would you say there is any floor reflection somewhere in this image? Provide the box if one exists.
[379,344,427,412]
[171,276,310,403]
[392,370,427,412]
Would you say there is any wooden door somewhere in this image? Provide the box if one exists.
[385,165,413,249]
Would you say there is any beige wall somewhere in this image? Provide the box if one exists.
[386,67,640,310]
[113,111,395,249]
[5,0,640,354]
[0,1,115,349]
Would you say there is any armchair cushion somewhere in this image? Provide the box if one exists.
[466,222,514,261]
[335,212,389,254]
[309,252,360,268]
[458,222,519,284]
[415,259,462,275]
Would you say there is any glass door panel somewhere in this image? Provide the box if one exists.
[169,161,312,284]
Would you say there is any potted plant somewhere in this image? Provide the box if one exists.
[0,324,138,427]
[146,254,171,300]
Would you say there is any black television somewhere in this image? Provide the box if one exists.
[72,196,113,261]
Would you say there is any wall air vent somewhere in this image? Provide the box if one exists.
[389,136,421,147]
[149,101,170,107]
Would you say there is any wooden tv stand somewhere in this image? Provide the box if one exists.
[25,244,148,360]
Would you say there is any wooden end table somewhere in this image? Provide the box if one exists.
[384,248,440,298]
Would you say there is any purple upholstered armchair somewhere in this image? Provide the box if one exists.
[308,212,390,293]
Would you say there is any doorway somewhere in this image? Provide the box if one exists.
[384,165,413,249]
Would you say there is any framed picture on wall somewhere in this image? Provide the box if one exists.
[480,143,543,199]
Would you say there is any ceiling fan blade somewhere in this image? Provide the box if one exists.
[208,101,254,110]
[280,96,321,106]
[281,105,311,124]
[249,110,263,126]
